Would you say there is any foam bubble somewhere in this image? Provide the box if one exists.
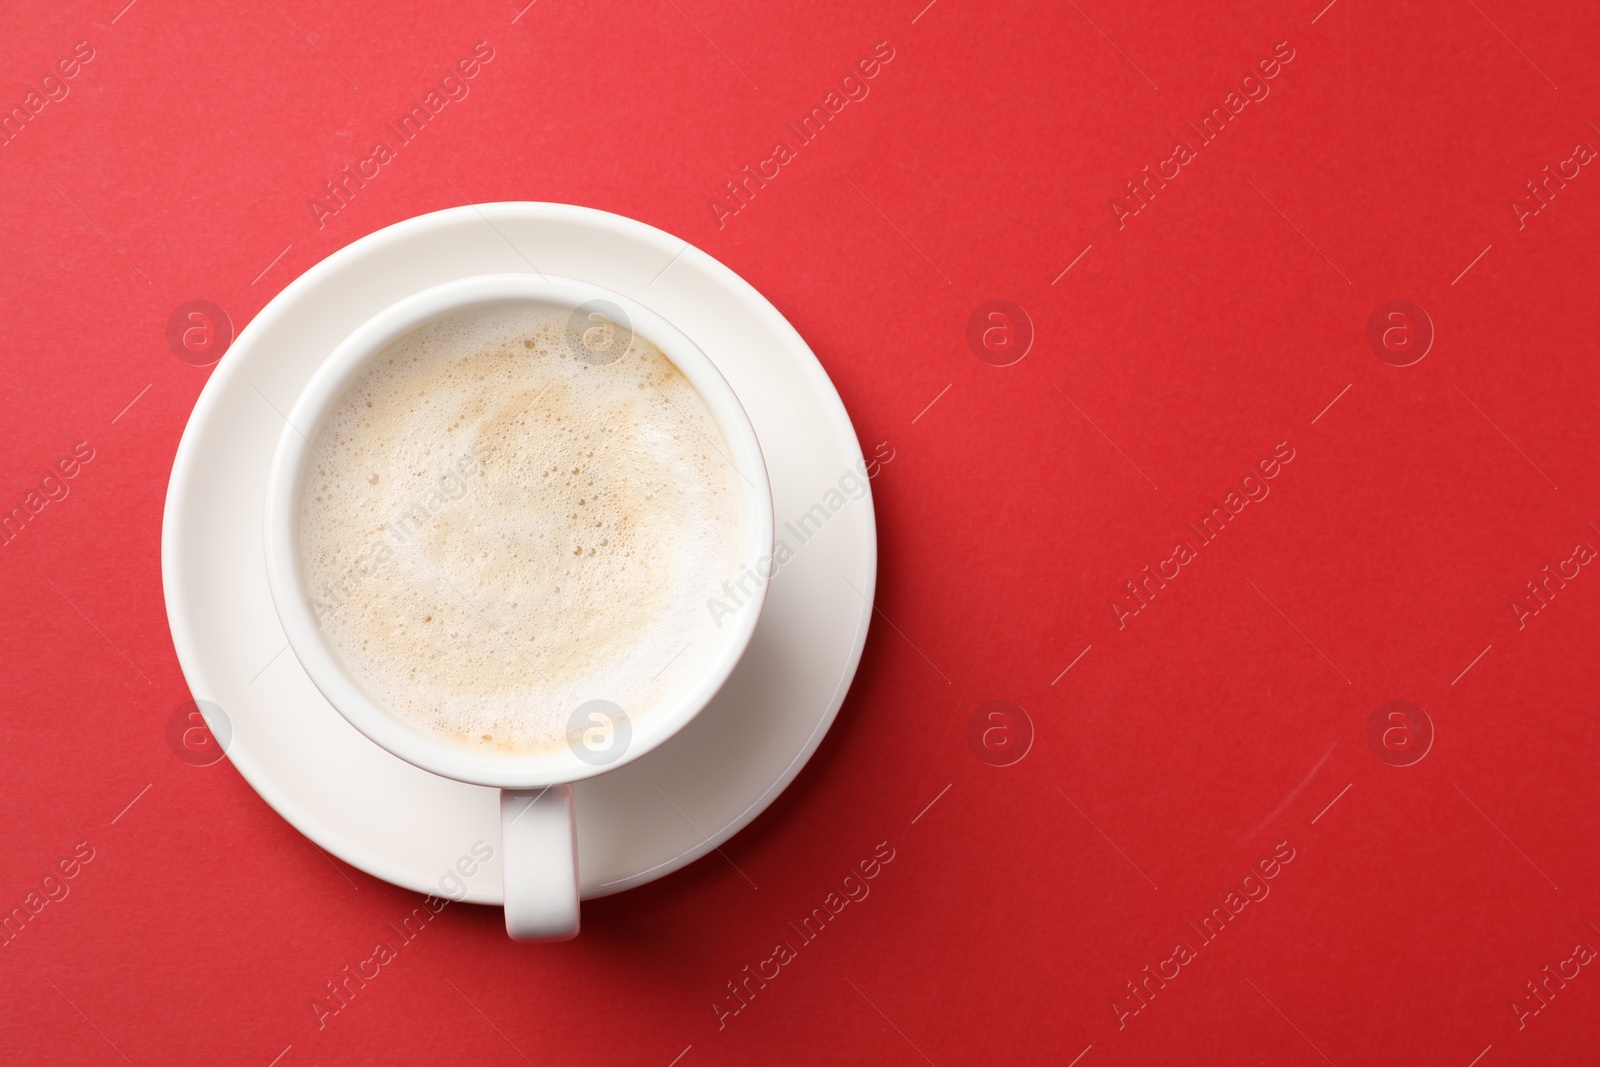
[297,301,746,755]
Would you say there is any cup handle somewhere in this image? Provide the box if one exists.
[500,786,580,941]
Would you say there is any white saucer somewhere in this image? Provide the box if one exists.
[162,204,877,903]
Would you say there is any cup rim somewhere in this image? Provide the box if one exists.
[262,273,774,789]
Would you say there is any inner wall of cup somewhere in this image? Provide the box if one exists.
[287,293,765,768]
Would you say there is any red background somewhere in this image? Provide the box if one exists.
[3,0,1598,1063]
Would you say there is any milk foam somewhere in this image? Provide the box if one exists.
[297,301,746,755]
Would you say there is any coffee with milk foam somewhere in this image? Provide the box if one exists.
[297,301,746,755]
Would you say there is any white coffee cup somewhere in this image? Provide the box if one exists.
[263,274,773,940]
